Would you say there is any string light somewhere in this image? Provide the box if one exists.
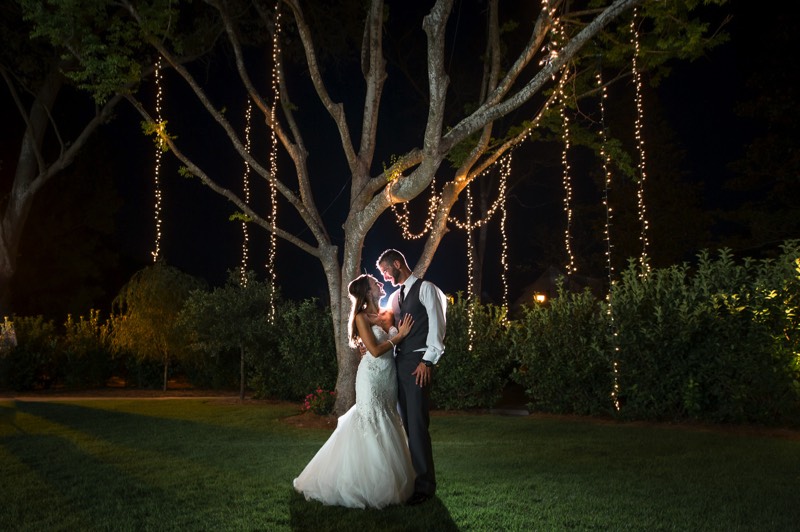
[390,176,440,239]
[464,181,476,351]
[391,0,563,318]
[451,156,512,349]
[498,154,510,316]
[239,98,253,286]
[559,88,576,275]
[598,70,621,412]
[151,58,164,263]
[266,2,283,323]
[630,7,651,275]
[597,72,614,287]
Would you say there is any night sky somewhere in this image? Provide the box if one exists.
[5,1,795,315]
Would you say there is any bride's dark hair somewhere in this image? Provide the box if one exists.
[347,274,374,347]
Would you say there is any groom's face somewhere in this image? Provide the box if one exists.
[378,260,402,287]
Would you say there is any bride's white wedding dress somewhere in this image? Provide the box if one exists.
[293,325,415,509]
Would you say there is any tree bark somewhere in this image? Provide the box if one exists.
[0,61,122,316]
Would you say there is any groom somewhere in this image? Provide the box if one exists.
[376,249,447,506]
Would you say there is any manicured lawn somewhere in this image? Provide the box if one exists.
[1,397,798,531]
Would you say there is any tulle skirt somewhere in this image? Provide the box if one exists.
[293,404,415,509]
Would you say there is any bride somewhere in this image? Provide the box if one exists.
[293,274,416,509]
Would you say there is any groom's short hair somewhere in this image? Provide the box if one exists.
[376,248,407,269]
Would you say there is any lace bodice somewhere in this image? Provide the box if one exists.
[354,325,400,431]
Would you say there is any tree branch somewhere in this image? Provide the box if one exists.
[283,0,359,172]
[124,94,321,258]
[121,0,332,251]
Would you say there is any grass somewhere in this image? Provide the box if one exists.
[1,397,798,531]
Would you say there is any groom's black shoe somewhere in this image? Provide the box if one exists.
[406,492,430,506]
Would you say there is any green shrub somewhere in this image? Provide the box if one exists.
[178,271,277,396]
[511,288,613,415]
[62,310,114,389]
[250,298,337,401]
[0,316,60,391]
[606,244,800,423]
[434,295,512,410]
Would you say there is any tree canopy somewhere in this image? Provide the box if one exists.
[19,0,730,412]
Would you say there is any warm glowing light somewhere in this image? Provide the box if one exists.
[391,175,440,240]
[265,2,283,323]
[465,181,476,351]
[597,70,621,412]
[559,88,575,276]
[597,71,614,287]
[240,98,253,286]
[498,155,510,316]
[534,293,547,304]
[151,58,165,263]
[630,7,651,274]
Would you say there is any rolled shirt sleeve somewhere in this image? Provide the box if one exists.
[418,280,447,365]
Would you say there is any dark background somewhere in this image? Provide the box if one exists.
[5,1,798,317]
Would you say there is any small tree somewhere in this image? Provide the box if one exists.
[111,261,205,391]
[179,271,275,400]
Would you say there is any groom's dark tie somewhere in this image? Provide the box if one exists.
[399,285,405,307]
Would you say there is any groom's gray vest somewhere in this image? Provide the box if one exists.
[397,279,428,360]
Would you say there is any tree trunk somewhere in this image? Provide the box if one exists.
[239,345,246,401]
[0,68,63,316]
[1,60,122,316]
[162,355,169,391]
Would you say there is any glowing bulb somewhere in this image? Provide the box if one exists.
[630,7,651,275]
[240,98,253,286]
[265,2,283,323]
[151,58,164,263]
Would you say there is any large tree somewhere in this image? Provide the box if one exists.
[22,0,728,413]
[0,3,126,315]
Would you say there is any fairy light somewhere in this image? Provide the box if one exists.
[239,98,253,286]
[630,7,651,274]
[560,89,576,275]
[465,181,476,351]
[266,2,283,323]
[498,154,510,316]
[151,58,164,263]
[598,70,621,412]
[389,0,571,326]
[597,72,614,287]
[390,176,440,239]
[456,154,513,347]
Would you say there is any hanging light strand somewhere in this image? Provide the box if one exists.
[239,98,254,286]
[151,58,165,263]
[560,88,576,276]
[597,71,615,288]
[597,70,621,412]
[464,182,476,352]
[266,3,283,323]
[630,7,651,275]
[390,177,440,239]
[389,0,562,324]
[498,154,510,317]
